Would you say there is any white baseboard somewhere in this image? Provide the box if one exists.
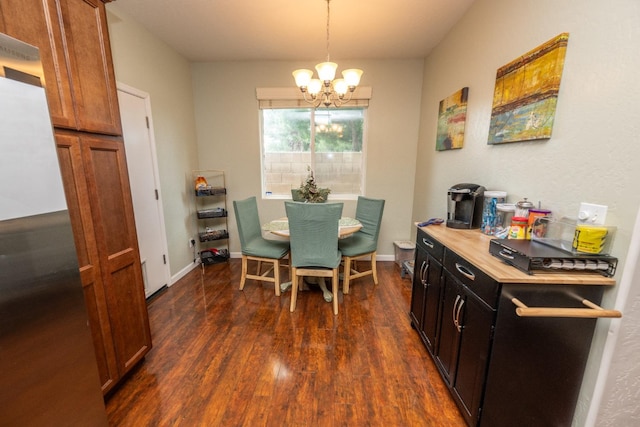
[170,261,200,285]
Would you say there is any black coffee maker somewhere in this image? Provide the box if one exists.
[446,183,486,229]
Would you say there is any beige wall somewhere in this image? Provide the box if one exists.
[412,0,640,424]
[106,4,200,279]
[191,59,423,257]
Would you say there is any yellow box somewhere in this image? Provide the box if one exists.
[573,225,608,254]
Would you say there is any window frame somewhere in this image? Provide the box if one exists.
[256,86,372,201]
[259,107,368,201]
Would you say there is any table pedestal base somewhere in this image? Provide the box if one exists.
[279,277,333,302]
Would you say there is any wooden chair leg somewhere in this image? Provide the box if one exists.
[240,255,248,290]
[290,268,299,312]
[342,257,352,294]
[332,268,339,315]
[273,260,281,296]
[371,252,378,285]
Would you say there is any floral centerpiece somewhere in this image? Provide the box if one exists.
[297,166,331,203]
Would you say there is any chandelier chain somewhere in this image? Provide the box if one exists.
[291,0,362,108]
[325,0,331,62]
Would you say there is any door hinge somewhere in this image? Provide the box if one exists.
[163,254,167,264]
[145,116,150,129]
[155,189,159,200]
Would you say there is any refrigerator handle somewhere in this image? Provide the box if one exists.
[511,298,622,319]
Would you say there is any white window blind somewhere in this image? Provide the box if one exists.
[256,87,372,109]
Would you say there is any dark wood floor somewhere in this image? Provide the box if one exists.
[105,259,465,426]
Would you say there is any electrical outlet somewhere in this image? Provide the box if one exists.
[189,238,195,248]
[577,203,608,225]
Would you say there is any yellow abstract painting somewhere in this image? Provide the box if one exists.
[488,33,569,144]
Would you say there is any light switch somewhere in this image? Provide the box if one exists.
[577,203,608,225]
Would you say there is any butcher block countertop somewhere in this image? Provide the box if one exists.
[417,223,616,286]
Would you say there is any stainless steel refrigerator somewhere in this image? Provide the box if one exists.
[0,33,108,426]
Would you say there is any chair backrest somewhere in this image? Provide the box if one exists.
[355,196,385,242]
[233,196,262,249]
[285,201,343,268]
[291,188,305,202]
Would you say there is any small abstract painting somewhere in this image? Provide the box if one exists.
[488,33,569,144]
[436,87,469,151]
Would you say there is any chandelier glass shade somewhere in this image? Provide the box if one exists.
[292,0,363,108]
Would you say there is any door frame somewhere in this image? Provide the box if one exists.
[116,82,171,294]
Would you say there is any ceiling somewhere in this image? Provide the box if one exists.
[110,0,476,62]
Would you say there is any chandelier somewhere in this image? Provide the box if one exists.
[292,0,363,108]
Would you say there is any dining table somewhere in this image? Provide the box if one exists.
[262,216,362,302]
[262,216,362,239]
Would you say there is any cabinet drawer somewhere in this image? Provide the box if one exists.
[416,228,444,262]
[444,249,499,308]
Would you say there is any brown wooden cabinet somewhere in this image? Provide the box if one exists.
[1,0,151,395]
[56,132,118,392]
[0,0,121,135]
[56,131,151,394]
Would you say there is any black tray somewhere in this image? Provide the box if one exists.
[199,229,229,242]
[489,238,617,277]
[197,208,227,219]
[200,248,229,265]
[195,187,226,197]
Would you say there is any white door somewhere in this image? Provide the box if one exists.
[117,83,171,298]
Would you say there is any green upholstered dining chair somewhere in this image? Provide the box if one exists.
[339,196,385,294]
[233,196,290,296]
[285,201,343,315]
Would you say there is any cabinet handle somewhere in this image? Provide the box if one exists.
[424,259,430,286]
[420,260,428,284]
[455,296,465,332]
[453,295,461,329]
[422,238,434,249]
[455,262,475,281]
[511,298,622,319]
[498,250,515,260]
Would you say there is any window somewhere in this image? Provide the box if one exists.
[260,107,367,199]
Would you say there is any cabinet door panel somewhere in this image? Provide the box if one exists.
[421,253,443,353]
[410,247,428,330]
[110,254,154,369]
[57,0,122,135]
[80,134,151,375]
[55,131,118,392]
[80,276,115,392]
[0,0,76,128]
[435,273,463,385]
[452,293,494,425]
[480,285,603,427]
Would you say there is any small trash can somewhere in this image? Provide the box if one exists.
[393,240,416,268]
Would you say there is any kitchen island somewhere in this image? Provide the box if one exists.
[410,224,618,427]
